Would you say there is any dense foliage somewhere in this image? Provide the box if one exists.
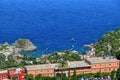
[94,28,120,56]
[25,74,56,80]
[0,53,40,69]
[116,68,120,80]
[0,54,18,69]
[25,72,111,80]
[47,50,81,63]
[0,45,7,50]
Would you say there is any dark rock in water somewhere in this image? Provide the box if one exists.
[13,38,37,51]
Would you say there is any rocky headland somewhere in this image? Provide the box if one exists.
[14,38,37,51]
[0,38,37,56]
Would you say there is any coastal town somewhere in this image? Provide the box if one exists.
[0,48,120,80]
[0,29,120,80]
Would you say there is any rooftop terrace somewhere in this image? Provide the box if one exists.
[68,61,90,68]
[25,64,58,70]
[86,57,120,64]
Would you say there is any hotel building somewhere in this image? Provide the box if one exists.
[25,57,120,77]
[25,64,58,77]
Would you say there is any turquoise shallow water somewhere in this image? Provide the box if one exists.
[0,0,120,57]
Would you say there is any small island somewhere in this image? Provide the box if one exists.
[0,38,37,55]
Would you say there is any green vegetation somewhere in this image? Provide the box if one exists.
[0,54,18,69]
[76,72,110,78]
[14,38,36,51]
[25,74,34,80]
[14,39,27,48]
[116,50,120,60]
[12,77,18,80]
[0,53,40,69]
[111,71,116,80]
[47,50,81,63]
[72,68,77,80]
[0,45,7,50]
[28,72,111,80]
[94,28,120,56]
[116,68,120,80]
[25,74,55,80]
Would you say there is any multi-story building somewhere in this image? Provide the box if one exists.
[85,57,120,73]
[25,64,58,77]
[68,61,91,75]
[25,57,120,77]
[0,68,26,80]
[55,61,91,77]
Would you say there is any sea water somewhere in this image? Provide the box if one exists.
[0,0,120,57]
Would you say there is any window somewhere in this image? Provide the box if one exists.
[100,64,102,67]
[94,65,96,67]
[109,64,111,66]
[113,68,115,71]
[117,63,119,65]
[109,69,111,71]
[47,70,49,72]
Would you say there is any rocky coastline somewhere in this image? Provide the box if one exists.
[0,38,37,56]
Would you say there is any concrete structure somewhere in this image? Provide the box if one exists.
[25,57,120,77]
[25,64,58,77]
[85,57,120,73]
[67,61,91,75]
[0,68,26,80]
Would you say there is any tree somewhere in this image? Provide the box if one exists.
[94,72,102,77]
[116,68,120,80]
[111,71,116,80]
[35,74,42,80]
[116,50,120,60]
[12,77,18,80]
[25,74,34,80]
[94,28,120,56]
[73,68,77,80]
[68,68,70,78]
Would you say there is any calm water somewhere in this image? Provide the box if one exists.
[0,0,120,56]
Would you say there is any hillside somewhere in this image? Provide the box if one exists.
[40,50,82,64]
[94,28,120,56]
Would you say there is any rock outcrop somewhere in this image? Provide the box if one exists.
[14,38,37,51]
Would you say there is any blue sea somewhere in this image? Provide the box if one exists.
[0,0,120,57]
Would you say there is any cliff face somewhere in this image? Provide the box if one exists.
[14,38,37,51]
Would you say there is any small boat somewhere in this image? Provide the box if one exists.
[72,45,75,48]
[70,38,75,42]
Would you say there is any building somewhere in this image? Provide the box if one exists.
[25,64,58,77]
[68,61,91,75]
[0,68,26,80]
[55,61,91,77]
[85,57,120,73]
[25,57,120,77]
[0,70,8,80]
